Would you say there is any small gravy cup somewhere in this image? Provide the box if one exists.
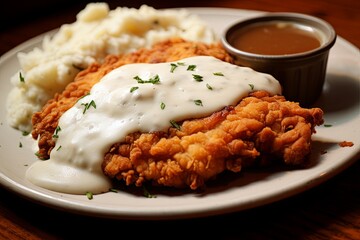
[221,12,337,107]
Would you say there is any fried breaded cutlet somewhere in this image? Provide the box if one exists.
[31,38,324,191]
[32,38,234,160]
[103,91,323,190]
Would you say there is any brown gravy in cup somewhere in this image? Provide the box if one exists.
[229,22,321,55]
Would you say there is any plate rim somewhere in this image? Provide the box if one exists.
[0,6,359,220]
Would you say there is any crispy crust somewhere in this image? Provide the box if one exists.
[102,91,323,190]
[30,38,324,190]
[31,38,234,159]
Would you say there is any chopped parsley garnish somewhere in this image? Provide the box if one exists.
[56,145,62,151]
[160,102,166,110]
[130,86,139,93]
[170,120,181,130]
[249,84,255,90]
[19,142,23,148]
[324,124,333,127]
[187,65,196,71]
[177,62,185,66]
[34,151,47,160]
[22,131,30,136]
[81,100,96,114]
[206,83,213,90]
[19,72,25,83]
[86,192,93,200]
[170,63,178,73]
[194,99,203,106]
[142,185,157,198]
[213,72,224,76]
[192,74,203,82]
[133,75,160,84]
[109,188,118,193]
[53,126,61,138]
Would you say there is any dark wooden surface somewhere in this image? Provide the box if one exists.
[1,1,359,239]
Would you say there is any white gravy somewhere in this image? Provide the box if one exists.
[26,56,281,194]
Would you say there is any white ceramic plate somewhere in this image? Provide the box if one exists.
[0,7,359,220]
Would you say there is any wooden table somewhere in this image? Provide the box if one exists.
[1,1,359,239]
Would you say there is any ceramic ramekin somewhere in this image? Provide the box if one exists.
[221,12,337,107]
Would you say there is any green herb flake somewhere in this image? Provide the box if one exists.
[142,185,157,198]
[249,84,255,90]
[53,126,62,139]
[192,74,203,82]
[213,72,224,76]
[134,74,160,84]
[19,72,25,83]
[170,120,181,130]
[81,100,96,114]
[19,142,23,148]
[177,62,185,66]
[86,191,93,200]
[194,99,203,106]
[170,63,178,73]
[130,86,139,93]
[324,124,333,127]
[160,102,166,110]
[109,188,118,193]
[22,131,30,136]
[187,65,196,71]
[34,151,47,160]
[56,145,62,151]
[206,83,213,90]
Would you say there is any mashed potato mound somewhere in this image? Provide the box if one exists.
[6,2,217,132]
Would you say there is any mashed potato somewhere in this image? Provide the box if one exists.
[6,2,217,132]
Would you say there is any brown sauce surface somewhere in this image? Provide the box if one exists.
[230,22,321,55]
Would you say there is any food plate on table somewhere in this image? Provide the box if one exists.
[0,7,359,220]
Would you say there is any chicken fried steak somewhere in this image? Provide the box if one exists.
[31,38,234,160]
[31,38,324,191]
[103,91,323,190]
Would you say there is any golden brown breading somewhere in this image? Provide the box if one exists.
[31,38,234,160]
[102,91,323,190]
[31,37,324,191]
